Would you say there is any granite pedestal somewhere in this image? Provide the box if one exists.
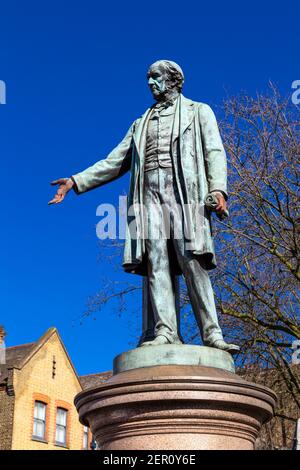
[75,345,276,450]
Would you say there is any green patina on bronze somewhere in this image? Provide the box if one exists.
[50,60,239,358]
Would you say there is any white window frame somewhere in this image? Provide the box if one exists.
[33,401,47,440]
[55,407,68,446]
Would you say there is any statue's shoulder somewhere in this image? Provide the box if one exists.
[132,106,152,132]
[182,96,215,116]
[192,101,217,122]
[132,116,142,133]
[193,100,215,113]
[133,115,142,128]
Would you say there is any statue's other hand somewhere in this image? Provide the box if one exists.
[213,192,227,216]
[48,177,74,205]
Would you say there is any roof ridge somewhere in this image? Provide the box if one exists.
[80,371,111,377]
[6,342,35,350]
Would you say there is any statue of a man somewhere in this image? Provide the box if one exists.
[49,60,239,354]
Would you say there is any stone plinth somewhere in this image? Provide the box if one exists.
[75,350,276,450]
[114,344,235,374]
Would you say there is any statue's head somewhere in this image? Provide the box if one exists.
[147,60,184,101]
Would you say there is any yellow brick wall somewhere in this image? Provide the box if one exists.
[11,331,87,450]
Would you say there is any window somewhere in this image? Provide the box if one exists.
[55,408,68,445]
[83,426,89,450]
[33,401,47,440]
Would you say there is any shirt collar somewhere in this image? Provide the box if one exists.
[152,94,179,112]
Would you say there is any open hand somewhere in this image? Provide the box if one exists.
[48,178,74,205]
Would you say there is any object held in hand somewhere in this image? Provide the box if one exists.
[205,193,229,220]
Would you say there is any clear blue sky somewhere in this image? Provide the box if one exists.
[0,1,299,375]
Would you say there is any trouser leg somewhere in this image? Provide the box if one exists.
[143,168,181,343]
[160,169,224,346]
[146,238,180,342]
[177,255,224,345]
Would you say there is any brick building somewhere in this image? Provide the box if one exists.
[0,327,94,450]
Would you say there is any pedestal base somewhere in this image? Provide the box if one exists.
[114,344,235,374]
[75,364,276,450]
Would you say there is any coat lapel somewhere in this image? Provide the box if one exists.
[133,107,152,164]
[171,94,195,145]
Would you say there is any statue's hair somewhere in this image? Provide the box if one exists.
[148,60,185,92]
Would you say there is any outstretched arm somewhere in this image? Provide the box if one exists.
[72,123,134,194]
[48,123,134,204]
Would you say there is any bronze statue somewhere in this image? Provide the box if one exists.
[49,60,239,354]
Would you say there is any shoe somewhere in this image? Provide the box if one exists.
[140,335,170,347]
[210,339,240,355]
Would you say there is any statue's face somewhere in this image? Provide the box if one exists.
[147,65,168,101]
